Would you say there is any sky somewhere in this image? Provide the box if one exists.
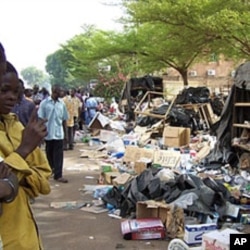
[0,0,123,73]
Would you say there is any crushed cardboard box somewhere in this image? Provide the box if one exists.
[112,172,133,186]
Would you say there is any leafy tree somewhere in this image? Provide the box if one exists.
[61,26,137,98]
[21,66,49,87]
[121,0,250,84]
[45,0,250,89]
[45,49,83,89]
[200,0,250,59]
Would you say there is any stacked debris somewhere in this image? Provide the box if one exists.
[74,63,250,243]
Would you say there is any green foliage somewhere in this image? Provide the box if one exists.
[21,67,49,87]
[44,0,250,88]
[46,48,87,89]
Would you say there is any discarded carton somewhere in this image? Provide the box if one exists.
[121,218,165,240]
[163,126,190,147]
[123,146,154,163]
[88,112,110,129]
[184,223,217,245]
[122,133,139,146]
[136,201,184,238]
[153,149,181,168]
[202,228,243,250]
[112,173,133,186]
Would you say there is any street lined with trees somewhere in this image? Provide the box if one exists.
[24,0,250,100]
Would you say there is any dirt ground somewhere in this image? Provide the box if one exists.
[33,143,170,250]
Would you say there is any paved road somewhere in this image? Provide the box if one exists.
[33,143,170,250]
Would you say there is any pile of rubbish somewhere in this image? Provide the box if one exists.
[68,63,250,247]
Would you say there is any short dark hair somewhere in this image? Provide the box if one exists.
[0,42,6,62]
[6,61,18,75]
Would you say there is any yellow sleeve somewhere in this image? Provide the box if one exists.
[4,148,52,198]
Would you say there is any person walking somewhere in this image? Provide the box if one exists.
[85,93,98,125]
[0,57,51,249]
[38,84,69,183]
[63,87,81,150]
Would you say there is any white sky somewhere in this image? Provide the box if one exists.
[0,0,123,73]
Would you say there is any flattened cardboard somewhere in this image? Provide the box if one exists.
[123,146,154,163]
[153,149,181,168]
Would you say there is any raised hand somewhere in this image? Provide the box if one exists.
[15,108,47,159]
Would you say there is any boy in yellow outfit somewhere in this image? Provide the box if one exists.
[0,43,52,250]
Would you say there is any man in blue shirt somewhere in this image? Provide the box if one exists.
[85,93,98,125]
[38,84,69,183]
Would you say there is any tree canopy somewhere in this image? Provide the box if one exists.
[21,66,49,87]
[45,0,250,91]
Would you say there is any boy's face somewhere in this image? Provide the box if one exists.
[0,72,20,114]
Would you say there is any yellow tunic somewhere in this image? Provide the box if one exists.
[0,114,52,250]
[63,96,81,127]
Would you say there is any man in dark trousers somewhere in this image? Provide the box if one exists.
[38,84,69,183]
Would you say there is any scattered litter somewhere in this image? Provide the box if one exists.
[80,206,108,214]
[50,201,86,209]
[85,176,95,179]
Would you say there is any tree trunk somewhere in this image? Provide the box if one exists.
[180,70,189,86]
[176,68,189,86]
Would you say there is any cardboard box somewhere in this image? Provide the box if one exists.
[184,223,217,245]
[163,126,190,147]
[122,133,139,145]
[136,201,160,219]
[136,201,184,238]
[121,218,165,240]
[202,228,242,250]
[88,112,110,129]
